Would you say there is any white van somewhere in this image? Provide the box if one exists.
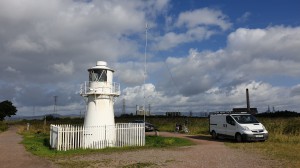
[209,112,268,142]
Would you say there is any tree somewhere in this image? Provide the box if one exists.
[0,100,17,121]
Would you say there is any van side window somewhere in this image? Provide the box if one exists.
[226,116,235,125]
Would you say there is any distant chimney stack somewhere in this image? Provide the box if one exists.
[246,88,250,113]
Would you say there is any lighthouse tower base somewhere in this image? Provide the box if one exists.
[83,95,116,148]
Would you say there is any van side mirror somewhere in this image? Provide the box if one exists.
[230,121,235,126]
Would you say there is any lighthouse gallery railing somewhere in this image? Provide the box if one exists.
[50,123,145,151]
[80,81,120,96]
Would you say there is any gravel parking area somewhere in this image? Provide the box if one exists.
[56,132,283,168]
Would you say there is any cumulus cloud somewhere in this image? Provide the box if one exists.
[290,85,300,97]
[155,27,215,50]
[227,26,300,77]
[227,26,300,59]
[0,0,169,116]
[7,35,43,53]
[114,62,145,86]
[1,0,300,115]
[119,26,300,113]
[154,8,231,51]
[52,61,74,75]
[176,8,231,30]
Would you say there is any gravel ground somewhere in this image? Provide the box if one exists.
[56,132,284,168]
[0,127,283,168]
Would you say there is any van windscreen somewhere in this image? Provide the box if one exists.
[232,115,259,124]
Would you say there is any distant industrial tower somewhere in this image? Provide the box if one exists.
[80,61,120,146]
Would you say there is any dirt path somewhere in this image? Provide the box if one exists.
[0,126,56,168]
[54,132,283,168]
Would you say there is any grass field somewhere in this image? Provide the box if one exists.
[13,115,300,167]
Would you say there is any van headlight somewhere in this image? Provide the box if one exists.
[262,125,266,131]
[242,126,250,131]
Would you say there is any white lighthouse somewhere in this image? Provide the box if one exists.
[80,61,120,147]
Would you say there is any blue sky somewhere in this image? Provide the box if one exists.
[0,0,300,116]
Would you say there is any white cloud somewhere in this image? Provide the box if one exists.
[227,26,300,60]
[154,27,216,50]
[237,12,251,23]
[131,26,300,112]
[176,8,231,30]
[5,66,19,73]
[227,26,300,78]
[154,8,231,51]
[52,61,74,75]
[290,84,300,97]
[122,83,159,106]
[154,32,189,50]
[1,0,300,115]
[161,49,225,96]
[7,35,42,53]
[114,62,145,86]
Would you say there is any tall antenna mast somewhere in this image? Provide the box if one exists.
[143,23,148,122]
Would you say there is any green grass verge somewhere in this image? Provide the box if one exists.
[0,121,8,132]
[146,135,194,147]
[21,132,194,159]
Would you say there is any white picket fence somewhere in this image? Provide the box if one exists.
[50,123,145,151]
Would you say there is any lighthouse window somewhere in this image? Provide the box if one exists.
[89,69,107,82]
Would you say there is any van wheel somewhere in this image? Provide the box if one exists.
[235,133,242,142]
[212,131,218,140]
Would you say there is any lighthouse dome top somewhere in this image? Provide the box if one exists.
[97,61,107,66]
[88,61,114,72]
